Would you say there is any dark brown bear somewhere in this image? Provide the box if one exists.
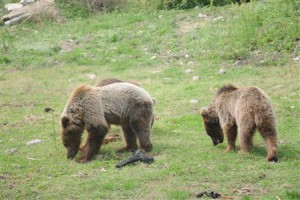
[201,85,278,162]
[60,83,154,162]
[95,78,140,87]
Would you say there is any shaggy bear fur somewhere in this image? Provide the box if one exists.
[201,85,278,162]
[60,83,154,162]
[95,78,140,87]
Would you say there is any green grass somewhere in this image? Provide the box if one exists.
[1,0,300,199]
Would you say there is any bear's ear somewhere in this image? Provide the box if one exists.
[61,116,70,128]
[200,107,209,118]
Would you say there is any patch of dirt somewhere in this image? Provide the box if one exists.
[178,19,211,35]
[59,39,79,52]
[231,50,285,67]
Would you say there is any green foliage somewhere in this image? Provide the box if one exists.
[160,0,233,9]
[192,0,300,64]
[56,0,128,18]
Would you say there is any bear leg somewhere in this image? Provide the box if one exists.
[79,125,108,162]
[238,122,256,153]
[258,124,278,162]
[130,119,153,152]
[223,124,237,152]
[117,123,138,153]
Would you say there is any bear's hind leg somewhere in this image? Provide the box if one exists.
[223,124,237,152]
[117,123,138,153]
[238,121,256,153]
[80,125,108,162]
[258,123,278,162]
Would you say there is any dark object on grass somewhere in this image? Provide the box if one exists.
[44,107,54,112]
[116,149,154,168]
[196,190,221,199]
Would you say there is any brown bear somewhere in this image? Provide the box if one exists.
[95,78,140,87]
[200,85,278,162]
[60,83,154,162]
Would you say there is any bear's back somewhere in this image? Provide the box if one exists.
[94,83,153,117]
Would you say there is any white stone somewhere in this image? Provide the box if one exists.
[197,13,207,18]
[20,0,35,5]
[185,69,194,74]
[187,61,194,66]
[190,99,199,104]
[218,68,226,74]
[4,3,23,12]
[5,148,17,154]
[86,74,96,79]
[26,139,42,146]
[192,76,200,81]
[213,16,224,22]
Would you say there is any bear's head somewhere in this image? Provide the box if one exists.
[60,115,84,160]
[200,105,224,146]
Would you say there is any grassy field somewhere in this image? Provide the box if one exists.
[0,0,299,199]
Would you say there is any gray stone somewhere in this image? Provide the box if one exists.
[4,13,31,25]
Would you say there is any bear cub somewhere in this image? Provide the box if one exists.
[60,83,154,162]
[201,85,278,162]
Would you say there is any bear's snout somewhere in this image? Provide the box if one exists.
[212,138,220,146]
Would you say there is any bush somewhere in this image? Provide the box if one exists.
[160,0,233,9]
[56,0,128,18]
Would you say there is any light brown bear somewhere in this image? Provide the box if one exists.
[60,83,154,162]
[200,85,278,162]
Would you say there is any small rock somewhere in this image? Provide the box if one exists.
[5,148,17,155]
[184,54,189,58]
[4,13,31,25]
[4,3,23,12]
[20,0,35,5]
[152,70,161,74]
[218,68,226,74]
[213,16,224,22]
[192,76,200,81]
[187,61,195,66]
[293,56,299,61]
[190,99,199,104]
[178,60,184,66]
[185,69,194,74]
[86,74,96,79]
[233,60,241,66]
[197,13,207,18]
[26,139,42,146]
